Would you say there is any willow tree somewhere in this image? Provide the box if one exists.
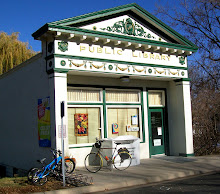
[0,32,36,75]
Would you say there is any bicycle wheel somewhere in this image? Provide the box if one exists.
[57,158,75,174]
[84,153,102,173]
[113,152,132,171]
[27,168,38,182]
[32,169,48,186]
[64,158,75,173]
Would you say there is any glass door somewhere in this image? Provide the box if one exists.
[149,108,165,156]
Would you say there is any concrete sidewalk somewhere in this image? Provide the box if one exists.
[38,155,220,194]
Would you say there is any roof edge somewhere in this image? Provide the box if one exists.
[49,3,138,26]
[32,3,198,50]
[132,4,198,48]
[32,24,49,39]
[0,53,42,79]
[47,24,198,52]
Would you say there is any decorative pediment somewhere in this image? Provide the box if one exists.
[80,15,167,42]
[33,3,198,54]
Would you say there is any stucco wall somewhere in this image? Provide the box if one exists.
[0,54,52,171]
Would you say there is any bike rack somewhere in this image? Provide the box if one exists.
[58,173,93,187]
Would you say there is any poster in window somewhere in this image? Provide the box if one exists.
[74,113,88,136]
[131,115,138,125]
[127,125,132,132]
[112,123,119,134]
[127,125,140,132]
[157,127,162,135]
[153,139,161,146]
[38,97,51,147]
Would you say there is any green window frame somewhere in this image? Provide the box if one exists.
[67,86,145,148]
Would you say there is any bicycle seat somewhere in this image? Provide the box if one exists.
[37,158,46,164]
[115,142,121,145]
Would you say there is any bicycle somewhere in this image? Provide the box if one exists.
[84,138,132,173]
[29,149,75,185]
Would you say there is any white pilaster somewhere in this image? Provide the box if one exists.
[175,81,194,155]
[141,88,150,158]
[49,72,69,155]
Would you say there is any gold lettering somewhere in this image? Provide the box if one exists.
[167,56,171,61]
[132,51,138,57]
[161,55,166,60]
[105,48,111,54]
[80,45,86,52]
[97,47,102,53]
[143,53,148,58]
[89,46,95,53]
[155,55,160,60]
[150,54,154,59]
[117,49,122,55]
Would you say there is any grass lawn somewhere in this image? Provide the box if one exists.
[0,176,75,193]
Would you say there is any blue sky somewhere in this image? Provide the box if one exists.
[0,0,172,52]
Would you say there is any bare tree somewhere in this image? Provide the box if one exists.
[189,65,220,155]
[155,0,220,155]
[156,0,220,89]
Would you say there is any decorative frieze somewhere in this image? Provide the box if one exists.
[57,58,187,78]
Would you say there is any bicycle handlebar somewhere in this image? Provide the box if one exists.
[50,149,62,157]
[95,137,121,145]
[94,137,122,149]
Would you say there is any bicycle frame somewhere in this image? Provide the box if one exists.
[97,144,119,164]
[37,155,62,178]
[84,140,132,173]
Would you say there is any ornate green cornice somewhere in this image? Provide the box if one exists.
[36,24,197,52]
[54,68,69,73]
[174,78,191,82]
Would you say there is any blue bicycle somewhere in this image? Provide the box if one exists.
[29,149,75,186]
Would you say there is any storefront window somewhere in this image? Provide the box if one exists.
[68,107,101,144]
[67,87,142,145]
[107,107,141,139]
[106,90,140,102]
[67,88,101,102]
[148,90,165,106]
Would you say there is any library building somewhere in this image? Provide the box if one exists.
[0,3,198,174]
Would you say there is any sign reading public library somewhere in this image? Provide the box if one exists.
[52,40,188,79]
[54,40,187,68]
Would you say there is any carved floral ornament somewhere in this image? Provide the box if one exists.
[179,56,185,65]
[58,41,68,52]
[100,18,160,41]
[60,59,185,77]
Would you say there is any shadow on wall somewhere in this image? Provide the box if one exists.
[0,165,6,177]
[0,164,27,177]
